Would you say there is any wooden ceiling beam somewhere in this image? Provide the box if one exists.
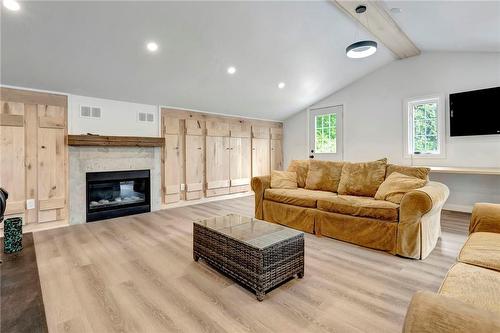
[333,1,420,59]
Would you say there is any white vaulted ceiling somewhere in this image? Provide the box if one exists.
[384,0,500,52]
[0,1,394,120]
[1,1,498,120]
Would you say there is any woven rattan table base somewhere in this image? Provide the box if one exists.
[193,221,304,301]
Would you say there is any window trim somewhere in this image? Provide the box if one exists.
[403,94,446,159]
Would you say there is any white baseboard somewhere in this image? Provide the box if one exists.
[443,203,473,213]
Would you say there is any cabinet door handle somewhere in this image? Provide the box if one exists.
[197,147,202,150]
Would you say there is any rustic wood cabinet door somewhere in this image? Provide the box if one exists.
[0,101,26,218]
[162,117,182,203]
[185,135,204,200]
[229,137,251,193]
[164,134,182,203]
[206,136,230,197]
[37,105,67,223]
[252,138,270,177]
[271,139,283,171]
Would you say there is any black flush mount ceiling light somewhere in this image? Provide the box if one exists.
[346,5,378,59]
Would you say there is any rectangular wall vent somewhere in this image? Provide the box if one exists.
[138,112,155,123]
[80,105,101,119]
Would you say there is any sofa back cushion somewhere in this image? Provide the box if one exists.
[305,160,344,192]
[337,158,388,197]
[270,170,298,189]
[386,164,430,180]
[287,160,309,188]
[375,172,427,204]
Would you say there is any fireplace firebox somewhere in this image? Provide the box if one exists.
[86,170,151,222]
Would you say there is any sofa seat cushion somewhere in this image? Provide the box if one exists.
[317,195,399,221]
[264,188,337,208]
[458,232,500,272]
[439,263,500,314]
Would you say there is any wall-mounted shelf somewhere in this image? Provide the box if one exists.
[68,135,164,147]
[427,166,500,176]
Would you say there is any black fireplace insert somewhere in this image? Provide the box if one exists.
[86,170,151,222]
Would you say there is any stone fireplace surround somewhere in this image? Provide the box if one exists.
[69,146,161,224]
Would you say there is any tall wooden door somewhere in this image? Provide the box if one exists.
[37,105,67,223]
[270,127,283,171]
[251,126,270,177]
[271,139,283,171]
[185,119,205,200]
[205,121,230,197]
[0,101,26,219]
[162,117,182,203]
[252,138,270,177]
[206,136,230,197]
[229,137,251,193]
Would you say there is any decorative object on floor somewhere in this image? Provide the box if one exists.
[193,214,304,301]
[346,5,378,59]
[0,187,8,262]
[4,217,23,254]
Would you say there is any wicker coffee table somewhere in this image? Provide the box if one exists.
[193,214,304,301]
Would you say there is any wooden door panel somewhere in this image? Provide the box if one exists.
[252,138,270,177]
[185,135,204,200]
[38,126,66,222]
[38,105,65,128]
[185,119,204,136]
[206,121,230,137]
[163,117,180,135]
[271,139,283,171]
[230,122,251,138]
[252,126,270,139]
[164,134,181,203]
[230,137,251,188]
[271,127,283,140]
[206,136,230,194]
[0,101,26,216]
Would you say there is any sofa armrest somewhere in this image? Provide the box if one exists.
[251,176,271,220]
[469,203,500,234]
[397,181,449,258]
[403,291,500,333]
[400,181,450,222]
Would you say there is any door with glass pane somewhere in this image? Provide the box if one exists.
[309,105,343,160]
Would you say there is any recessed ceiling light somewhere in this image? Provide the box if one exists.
[227,66,236,75]
[3,0,20,11]
[278,82,286,89]
[146,42,159,52]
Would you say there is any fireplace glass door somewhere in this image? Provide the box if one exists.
[86,170,150,222]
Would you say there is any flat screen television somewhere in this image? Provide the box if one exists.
[449,86,500,137]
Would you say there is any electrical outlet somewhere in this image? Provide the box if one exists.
[26,199,36,210]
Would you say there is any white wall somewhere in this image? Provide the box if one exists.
[284,52,500,212]
[68,95,159,137]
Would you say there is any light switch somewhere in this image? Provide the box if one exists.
[180,184,185,191]
[26,199,36,210]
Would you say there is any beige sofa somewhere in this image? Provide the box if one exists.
[251,159,450,259]
[403,203,500,332]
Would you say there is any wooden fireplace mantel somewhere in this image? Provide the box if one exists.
[67,135,164,147]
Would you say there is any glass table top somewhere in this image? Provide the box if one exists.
[194,214,304,249]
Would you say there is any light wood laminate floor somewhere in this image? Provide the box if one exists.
[34,196,470,333]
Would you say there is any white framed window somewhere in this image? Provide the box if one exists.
[404,94,446,158]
